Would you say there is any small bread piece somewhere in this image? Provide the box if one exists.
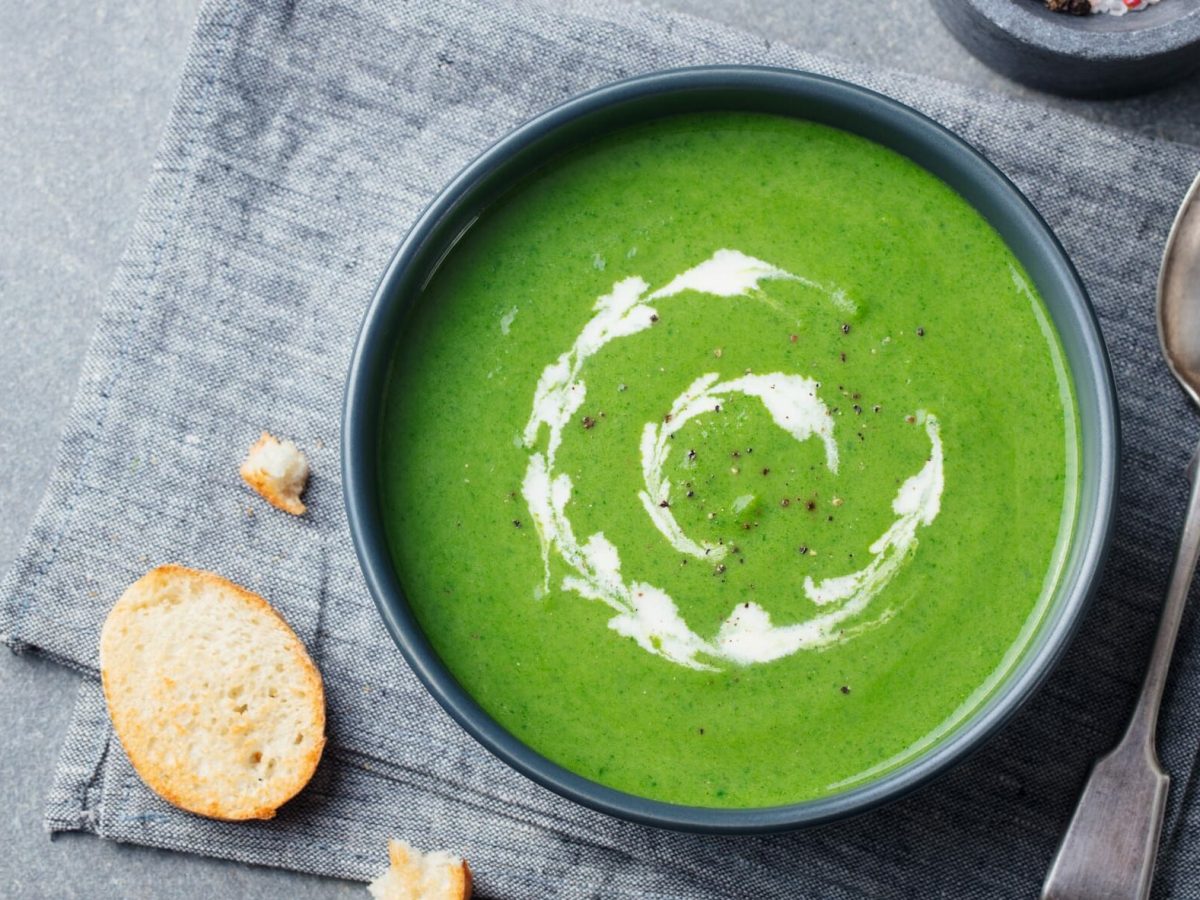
[240,432,309,515]
[99,565,325,820]
[368,840,472,900]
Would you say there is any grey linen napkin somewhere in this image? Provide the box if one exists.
[4,0,1200,896]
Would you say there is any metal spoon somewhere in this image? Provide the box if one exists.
[1043,169,1200,900]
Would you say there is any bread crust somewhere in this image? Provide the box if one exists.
[371,839,472,900]
[99,565,326,820]
[240,432,308,515]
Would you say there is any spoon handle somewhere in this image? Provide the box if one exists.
[1042,442,1200,900]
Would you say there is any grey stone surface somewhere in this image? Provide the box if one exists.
[0,0,1196,896]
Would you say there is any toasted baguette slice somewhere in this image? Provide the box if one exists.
[99,565,325,820]
[368,840,472,900]
[240,432,309,515]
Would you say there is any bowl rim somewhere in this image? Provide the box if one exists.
[342,65,1119,832]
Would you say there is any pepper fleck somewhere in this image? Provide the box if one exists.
[687,448,697,460]
[916,327,925,337]
[715,564,727,575]
[805,499,816,511]
[761,468,770,476]
[582,415,596,430]
[789,333,798,343]
[853,404,862,415]
[512,520,522,528]
[840,685,851,695]
[686,490,695,498]
[839,352,847,363]
[658,500,670,509]
[905,414,916,424]
[780,498,790,508]
[650,314,659,323]
[798,545,809,555]
[841,323,851,334]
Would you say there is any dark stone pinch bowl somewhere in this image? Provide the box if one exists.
[932,0,1200,97]
[342,66,1118,831]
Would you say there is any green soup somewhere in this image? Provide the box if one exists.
[380,112,1078,807]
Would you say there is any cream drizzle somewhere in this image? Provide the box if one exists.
[520,249,944,669]
[638,372,838,561]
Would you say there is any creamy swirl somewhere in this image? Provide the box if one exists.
[520,250,944,670]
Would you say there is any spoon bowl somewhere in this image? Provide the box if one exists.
[1159,174,1200,406]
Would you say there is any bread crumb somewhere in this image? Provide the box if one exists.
[368,840,472,900]
[240,432,309,515]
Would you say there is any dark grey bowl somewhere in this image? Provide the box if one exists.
[932,0,1200,97]
[342,66,1118,832]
